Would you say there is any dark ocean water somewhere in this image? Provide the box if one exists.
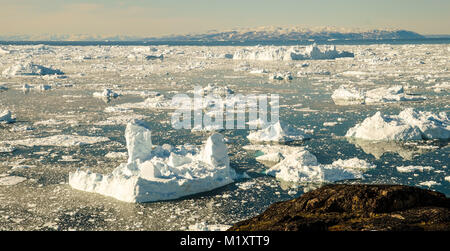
[1,38,450,46]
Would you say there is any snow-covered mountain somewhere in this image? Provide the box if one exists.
[0,27,424,41]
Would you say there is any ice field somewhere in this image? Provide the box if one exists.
[0,43,449,230]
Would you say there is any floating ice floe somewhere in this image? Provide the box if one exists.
[233,44,353,61]
[69,120,237,202]
[4,135,109,147]
[2,62,64,76]
[0,110,15,123]
[247,121,309,143]
[346,108,449,141]
[332,85,426,105]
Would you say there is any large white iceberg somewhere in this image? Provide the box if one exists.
[2,62,64,76]
[233,44,353,61]
[346,108,449,141]
[69,120,237,202]
[247,121,309,143]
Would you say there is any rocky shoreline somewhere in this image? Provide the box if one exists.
[229,184,450,231]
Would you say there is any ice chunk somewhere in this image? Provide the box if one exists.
[247,121,309,143]
[331,85,365,105]
[346,109,449,141]
[265,149,366,183]
[69,122,236,202]
[125,120,152,163]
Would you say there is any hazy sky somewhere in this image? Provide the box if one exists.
[1,0,449,36]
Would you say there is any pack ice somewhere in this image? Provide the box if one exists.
[233,44,353,61]
[247,121,310,143]
[69,120,237,202]
[346,108,449,141]
[2,62,64,76]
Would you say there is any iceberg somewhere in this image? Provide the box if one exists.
[346,108,449,141]
[244,144,374,183]
[332,85,426,105]
[0,110,14,124]
[2,62,64,76]
[93,89,120,99]
[69,120,237,202]
[264,148,372,183]
[247,121,309,143]
[233,44,353,61]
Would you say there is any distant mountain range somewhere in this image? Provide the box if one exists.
[0,27,426,42]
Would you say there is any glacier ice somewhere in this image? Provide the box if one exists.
[69,120,237,202]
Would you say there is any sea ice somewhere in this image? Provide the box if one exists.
[69,120,237,202]
[346,108,449,141]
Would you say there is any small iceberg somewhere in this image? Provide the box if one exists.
[93,89,120,98]
[247,121,309,143]
[69,120,237,202]
[346,108,449,141]
[0,110,14,124]
[332,85,426,105]
[264,148,373,183]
